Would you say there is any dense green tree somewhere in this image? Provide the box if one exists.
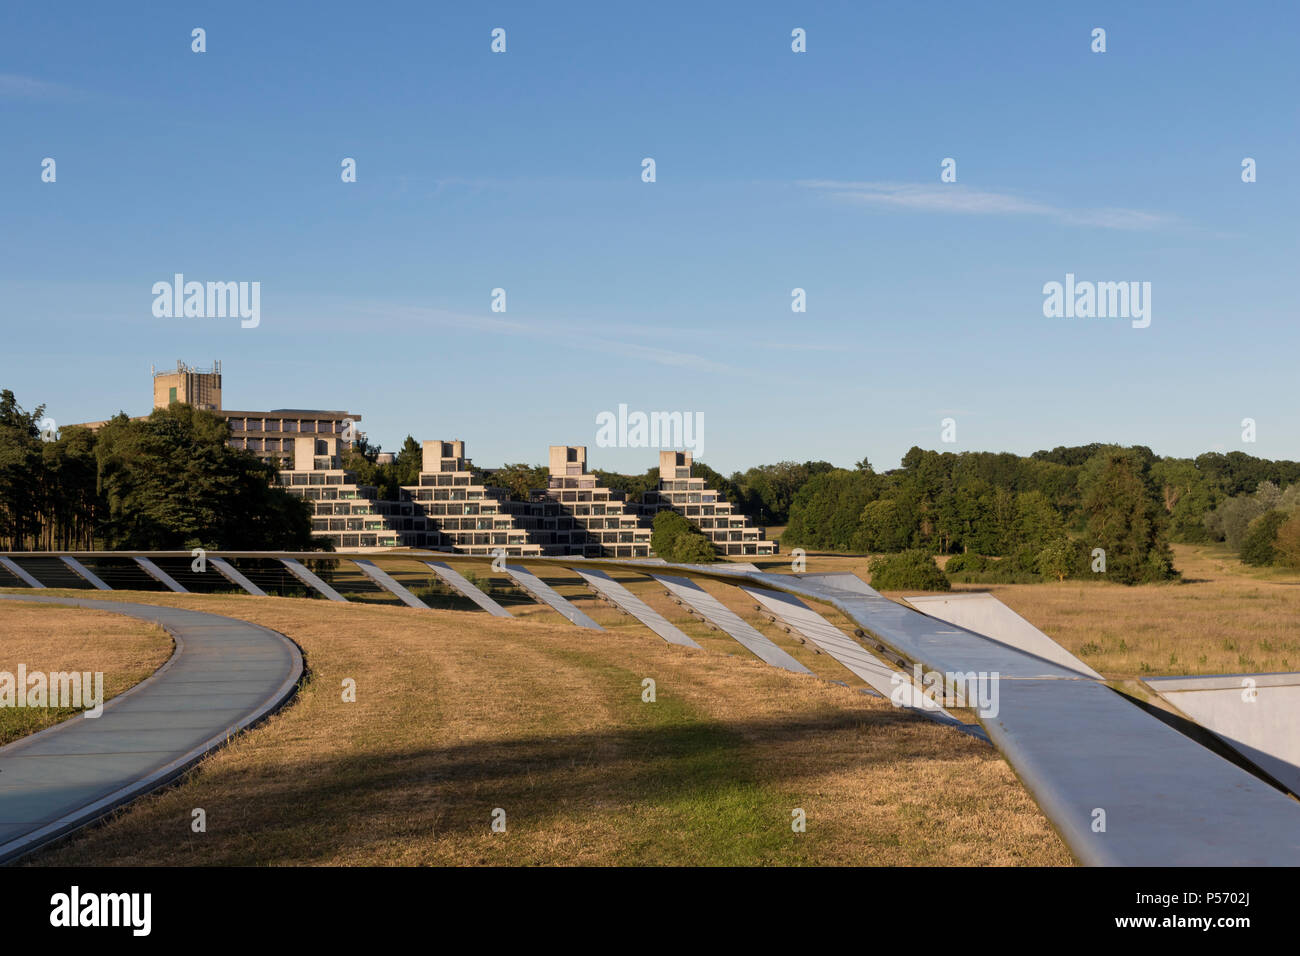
[1036,537,1078,582]
[856,497,914,553]
[1273,512,1300,570]
[37,425,99,549]
[1149,458,1219,542]
[731,460,837,526]
[1241,510,1289,566]
[783,469,879,551]
[594,468,660,505]
[650,509,716,562]
[1014,490,1067,553]
[1206,485,1274,550]
[1078,449,1177,585]
[0,389,44,549]
[95,404,312,550]
[392,435,423,489]
[488,462,549,501]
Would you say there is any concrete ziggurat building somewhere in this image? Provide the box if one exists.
[279,439,776,558]
[400,441,543,556]
[643,451,776,557]
[279,436,402,550]
[67,361,774,556]
[541,445,653,557]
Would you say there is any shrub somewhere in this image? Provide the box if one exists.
[944,552,990,574]
[868,549,950,591]
[944,555,1040,585]
[1241,510,1289,566]
[1270,512,1300,570]
[650,509,717,563]
[1036,536,1077,582]
[672,531,718,564]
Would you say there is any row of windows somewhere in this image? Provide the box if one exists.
[408,488,487,501]
[287,487,366,501]
[416,473,474,487]
[229,418,346,434]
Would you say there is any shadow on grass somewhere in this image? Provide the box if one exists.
[28,705,967,865]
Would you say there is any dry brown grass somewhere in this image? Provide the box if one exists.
[750,543,1300,680]
[0,586,1068,867]
[979,545,1300,679]
[0,603,173,745]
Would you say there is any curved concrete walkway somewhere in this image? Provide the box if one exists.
[0,595,302,864]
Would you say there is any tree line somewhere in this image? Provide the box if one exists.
[776,444,1300,585]
[0,390,312,551]
[9,380,1295,582]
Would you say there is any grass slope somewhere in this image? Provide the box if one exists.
[2,589,1067,866]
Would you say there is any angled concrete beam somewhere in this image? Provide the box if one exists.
[280,558,346,603]
[59,556,111,591]
[423,562,511,617]
[0,556,45,589]
[987,676,1300,865]
[133,557,188,593]
[740,585,973,732]
[504,564,603,630]
[1144,672,1300,798]
[734,570,1300,865]
[353,559,429,609]
[209,557,267,597]
[653,574,810,675]
[907,592,1101,679]
[575,568,699,648]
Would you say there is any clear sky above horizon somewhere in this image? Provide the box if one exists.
[3,2,1297,474]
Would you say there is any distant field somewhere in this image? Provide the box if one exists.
[752,543,1300,679]
[0,604,173,745]
[1,586,1068,866]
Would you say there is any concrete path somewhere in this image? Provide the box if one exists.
[0,595,302,864]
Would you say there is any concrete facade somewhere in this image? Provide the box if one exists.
[280,439,777,559]
[644,451,776,557]
[68,360,362,469]
[152,360,222,411]
[542,445,653,558]
[279,437,403,550]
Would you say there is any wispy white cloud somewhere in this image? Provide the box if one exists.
[763,342,841,352]
[355,304,742,375]
[0,74,85,101]
[799,180,1175,231]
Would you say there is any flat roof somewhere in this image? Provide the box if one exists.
[222,409,362,420]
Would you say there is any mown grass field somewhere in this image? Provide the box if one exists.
[0,604,173,745]
[1,585,1067,866]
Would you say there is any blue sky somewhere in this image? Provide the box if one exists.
[3,1,1297,474]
